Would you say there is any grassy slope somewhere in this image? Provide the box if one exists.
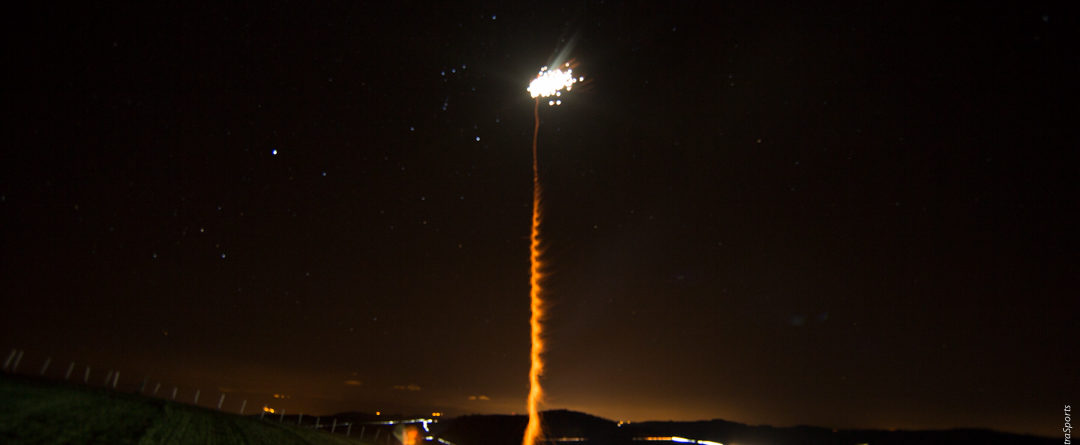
[0,375,371,445]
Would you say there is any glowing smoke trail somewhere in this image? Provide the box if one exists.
[525,96,544,445]
[524,64,581,445]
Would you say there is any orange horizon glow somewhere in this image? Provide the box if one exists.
[524,97,545,445]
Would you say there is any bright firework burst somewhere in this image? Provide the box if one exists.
[528,63,583,106]
[523,62,582,445]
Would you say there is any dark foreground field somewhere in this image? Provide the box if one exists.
[0,374,1059,445]
[433,410,1060,445]
[0,375,370,445]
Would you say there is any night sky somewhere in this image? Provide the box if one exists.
[3,2,1076,438]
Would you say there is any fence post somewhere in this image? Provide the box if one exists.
[104,370,113,386]
[193,389,200,405]
[112,372,119,389]
[39,357,51,375]
[11,350,23,373]
[280,408,285,423]
[139,377,148,394]
[217,394,225,410]
[65,362,75,380]
[374,428,380,442]
[298,413,303,426]
[316,417,321,429]
[331,418,337,433]
[259,409,266,420]
[239,400,247,415]
[347,423,352,436]
[171,387,178,400]
[153,382,161,396]
[84,366,91,383]
[3,349,15,370]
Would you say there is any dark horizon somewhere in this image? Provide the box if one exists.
[2,2,1075,439]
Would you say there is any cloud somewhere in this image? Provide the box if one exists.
[343,380,363,386]
[467,395,491,401]
[393,384,422,391]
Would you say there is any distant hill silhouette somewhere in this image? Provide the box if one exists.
[430,409,1056,445]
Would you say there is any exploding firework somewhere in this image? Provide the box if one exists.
[528,63,582,107]
[523,62,582,445]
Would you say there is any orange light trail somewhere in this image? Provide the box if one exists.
[524,96,545,445]
[524,63,582,445]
